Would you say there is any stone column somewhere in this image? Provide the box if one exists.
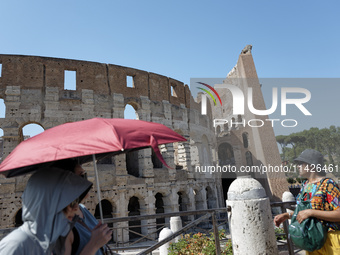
[144,190,157,240]
[112,93,124,118]
[81,89,95,117]
[178,135,192,177]
[116,189,129,244]
[138,148,153,178]
[170,216,182,242]
[139,96,151,121]
[159,228,174,255]
[227,176,278,255]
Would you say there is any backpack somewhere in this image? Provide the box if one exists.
[288,178,328,252]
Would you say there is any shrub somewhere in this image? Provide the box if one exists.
[286,177,295,184]
[275,227,287,241]
[168,230,232,255]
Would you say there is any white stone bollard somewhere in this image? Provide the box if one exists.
[170,216,182,242]
[158,227,174,255]
[282,191,296,224]
[227,176,278,255]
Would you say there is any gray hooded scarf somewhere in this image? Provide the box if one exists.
[0,168,92,255]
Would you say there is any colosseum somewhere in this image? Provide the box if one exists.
[0,46,288,243]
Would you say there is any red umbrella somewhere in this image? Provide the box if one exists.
[0,118,186,221]
[0,118,186,177]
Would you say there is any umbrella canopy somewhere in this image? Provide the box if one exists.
[0,118,186,177]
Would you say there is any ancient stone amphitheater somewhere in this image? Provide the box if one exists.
[0,47,288,242]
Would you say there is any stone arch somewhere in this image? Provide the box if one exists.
[177,190,190,222]
[128,196,141,240]
[124,102,141,176]
[177,191,189,212]
[94,199,115,241]
[246,151,253,166]
[151,149,163,169]
[19,122,45,142]
[206,186,217,209]
[242,132,249,148]
[218,143,235,166]
[224,122,228,132]
[14,208,23,227]
[94,199,115,219]
[155,192,165,232]
[216,125,221,135]
[124,101,139,120]
[126,150,140,177]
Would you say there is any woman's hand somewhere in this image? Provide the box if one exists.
[296,209,314,224]
[274,213,289,227]
[79,221,112,255]
[89,222,112,248]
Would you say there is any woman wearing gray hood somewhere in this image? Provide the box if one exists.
[0,168,93,255]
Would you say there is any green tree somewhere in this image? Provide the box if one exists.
[276,126,340,167]
[276,135,288,160]
[284,134,306,158]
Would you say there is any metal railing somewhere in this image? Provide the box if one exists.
[0,202,300,254]
[103,208,229,255]
[270,200,300,255]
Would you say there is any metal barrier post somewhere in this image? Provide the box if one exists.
[212,212,221,255]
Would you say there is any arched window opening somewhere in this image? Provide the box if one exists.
[242,132,249,148]
[206,187,217,209]
[95,199,114,219]
[246,151,253,166]
[155,193,165,233]
[21,123,44,141]
[15,208,23,227]
[0,99,5,118]
[152,149,163,169]
[124,104,138,120]
[126,150,139,177]
[177,191,189,222]
[216,125,221,135]
[125,103,140,176]
[218,143,235,166]
[128,196,141,241]
[224,123,228,132]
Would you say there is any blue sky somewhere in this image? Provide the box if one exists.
[0,0,339,137]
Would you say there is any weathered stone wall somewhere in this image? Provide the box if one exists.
[212,50,289,202]
[0,50,288,242]
[0,55,219,239]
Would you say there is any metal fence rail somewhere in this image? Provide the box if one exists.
[0,202,301,254]
[270,200,300,255]
[103,208,229,254]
